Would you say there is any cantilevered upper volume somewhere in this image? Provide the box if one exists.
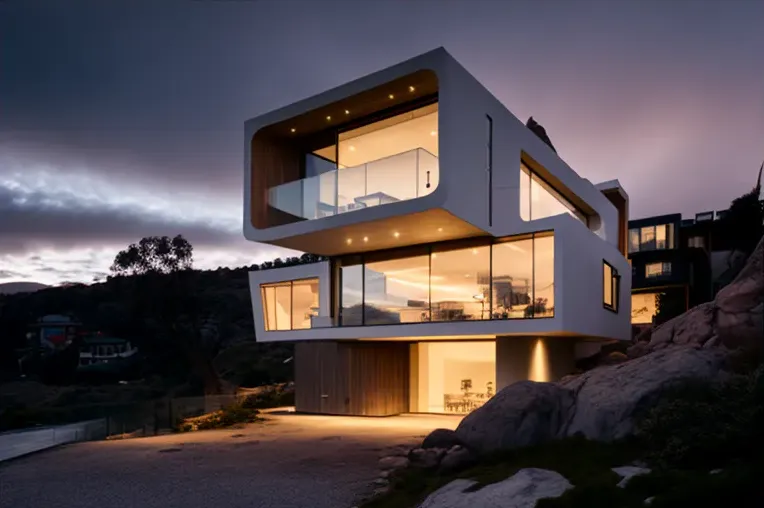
[243,47,622,257]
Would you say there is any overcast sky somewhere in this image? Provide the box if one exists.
[1,0,762,285]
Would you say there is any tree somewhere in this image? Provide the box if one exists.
[718,161,764,257]
[111,235,223,394]
[110,235,193,276]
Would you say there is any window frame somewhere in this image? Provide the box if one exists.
[520,162,589,226]
[260,278,320,331]
[602,260,620,313]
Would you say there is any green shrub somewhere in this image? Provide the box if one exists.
[241,389,294,409]
[176,403,261,432]
[637,367,764,469]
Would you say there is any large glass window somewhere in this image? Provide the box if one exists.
[491,236,533,319]
[628,224,675,253]
[532,233,555,318]
[431,243,491,322]
[631,292,659,324]
[645,262,671,278]
[603,262,619,312]
[261,279,319,331]
[338,232,555,325]
[364,250,430,325]
[520,163,586,224]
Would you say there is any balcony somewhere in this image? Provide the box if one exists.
[268,148,439,221]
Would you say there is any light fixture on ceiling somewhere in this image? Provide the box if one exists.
[388,94,395,99]
[409,86,415,92]
[346,238,352,245]
[430,130,437,136]
[290,128,296,133]
[363,236,368,243]
[472,248,478,255]
[432,253,437,259]
[464,273,471,278]
[349,146,356,151]
[345,109,350,115]
[326,115,332,121]
[437,227,443,232]
[393,231,400,238]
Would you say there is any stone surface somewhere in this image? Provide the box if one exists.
[422,428,464,450]
[562,347,726,440]
[603,351,628,365]
[417,468,572,508]
[438,445,477,474]
[378,456,409,470]
[409,447,447,469]
[455,381,576,454]
[612,466,651,488]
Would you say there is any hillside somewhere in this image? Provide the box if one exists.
[0,282,49,295]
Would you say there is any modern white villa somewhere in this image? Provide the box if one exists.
[244,48,631,416]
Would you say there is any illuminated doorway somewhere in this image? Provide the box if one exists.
[409,341,496,414]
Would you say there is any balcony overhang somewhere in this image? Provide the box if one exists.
[265,208,486,256]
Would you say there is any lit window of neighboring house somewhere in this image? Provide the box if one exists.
[688,236,705,249]
[628,224,674,252]
[645,262,671,278]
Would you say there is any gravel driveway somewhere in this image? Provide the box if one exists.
[0,412,461,508]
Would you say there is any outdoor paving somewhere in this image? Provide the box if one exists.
[0,412,462,508]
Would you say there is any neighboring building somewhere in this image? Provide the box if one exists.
[627,207,742,329]
[78,335,138,373]
[244,48,631,416]
[27,314,83,351]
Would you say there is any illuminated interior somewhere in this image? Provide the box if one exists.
[261,279,320,331]
[628,224,675,253]
[520,163,587,224]
[337,233,555,326]
[411,341,496,414]
[269,103,440,220]
[631,292,658,324]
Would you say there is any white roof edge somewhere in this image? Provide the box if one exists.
[595,179,629,200]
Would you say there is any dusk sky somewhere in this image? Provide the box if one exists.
[1,0,762,286]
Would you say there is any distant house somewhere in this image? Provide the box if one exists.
[28,314,82,351]
[78,335,138,371]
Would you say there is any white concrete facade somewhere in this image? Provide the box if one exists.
[244,47,631,349]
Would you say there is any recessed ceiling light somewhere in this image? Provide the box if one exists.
[393,231,400,238]
[326,115,332,121]
[409,86,415,92]
[346,238,352,245]
[349,146,356,151]
[430,130,438,136]
[363,236,368,242]
[437,227,443,232]
[388,94,394,99]
[290,128,296,133]
[472,248,478,254]
[345,109,350,115]
[432,253,437,259]
[464,273,471,278]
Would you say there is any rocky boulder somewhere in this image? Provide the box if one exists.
[417,468,572,508]
[561,346,727,440]
[454,381,575,454]
[422,428,464,450]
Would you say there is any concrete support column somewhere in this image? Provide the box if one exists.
[495,336,576,390]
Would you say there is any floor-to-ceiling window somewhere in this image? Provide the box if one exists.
[410,342,496,414]
[337,232,555,326]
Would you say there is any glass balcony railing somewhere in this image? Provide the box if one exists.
[268,148,439,220]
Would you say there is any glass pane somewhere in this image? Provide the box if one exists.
[533,234,555,318]
[431,244,491,321]
[268,180,303,218]
[336,164,367,214]
[631,292,658,324]
[274,284,291,331]
[364,255,430,324]
[305,151,335,177]
[365,150,418,204]
[603,264,613,306]
[318,170,337,217]
[292,278,319,330]
[628,229,640,253]
[530,172,585,223]
[667,223,675,249]
[261,285,276,331]
[655,225,667,250]
[640,226,656,250]
[520,163,531,221]
[491,237,533,319]
[341,264,363,326]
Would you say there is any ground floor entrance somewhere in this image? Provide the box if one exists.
[293,337,577,417]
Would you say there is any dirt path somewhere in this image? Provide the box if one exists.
[0,413,461,508]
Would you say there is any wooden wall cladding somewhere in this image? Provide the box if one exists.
[294,341,410,416]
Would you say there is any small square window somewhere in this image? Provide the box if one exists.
[603,261,619,312]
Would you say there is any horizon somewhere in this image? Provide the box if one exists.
[2,0,763,286]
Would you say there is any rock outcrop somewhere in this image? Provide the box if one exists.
[417,468,572,508]
[455,381,575,454]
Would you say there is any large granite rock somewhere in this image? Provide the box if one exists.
[560,346,727,440]
[417,468,572,508]
[454,381,575,454]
